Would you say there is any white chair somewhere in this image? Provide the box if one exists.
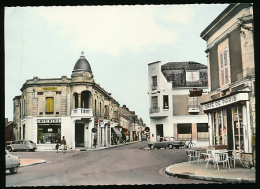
[185,150,197,164]
[230,150,244,168]
[212,151,230,170]
[203,150,214,169]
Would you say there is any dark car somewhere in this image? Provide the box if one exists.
[7,140,37,152]
[148,137,185,149]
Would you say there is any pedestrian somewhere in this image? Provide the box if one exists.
[60,136,67,153]
[55,139,60,153]
[93,137,97,148]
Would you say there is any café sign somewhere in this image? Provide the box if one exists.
[37,119,61,123]
[203,93,249,111]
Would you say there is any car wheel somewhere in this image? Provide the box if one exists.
[7,147,12,152]
[168,144,173,149]
[150,144,155,149]
[25,149,29,152]
[9,166,18,174]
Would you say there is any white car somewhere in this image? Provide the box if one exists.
[5,149,20,174]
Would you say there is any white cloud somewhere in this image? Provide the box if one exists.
[25,5,187,56]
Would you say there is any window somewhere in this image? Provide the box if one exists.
[46,97,54,114]
[219,48,230,86]
[152,76,157,90]
[74,93,78,108]
[163,95,169,109]
[150,96,159,113]
[38,124,61,144]
[188,96,199,108]
[37,92,43,95]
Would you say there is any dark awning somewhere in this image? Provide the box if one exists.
[112,127,122,138]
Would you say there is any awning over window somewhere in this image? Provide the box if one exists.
[112,127,122,138]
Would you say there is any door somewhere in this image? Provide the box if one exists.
[75,123,85,147]
[156,124,163,140]
[227,108,233,150]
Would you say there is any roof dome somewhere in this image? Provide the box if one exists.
[72,52,92,73]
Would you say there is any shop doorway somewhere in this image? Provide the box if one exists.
[75,123,84,147]
[227,108,233,150]
[156,124,163,141]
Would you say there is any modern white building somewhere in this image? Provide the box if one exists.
[148,61,210,147]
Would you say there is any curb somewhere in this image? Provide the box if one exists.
[19,160,46,167]
[165,164,255,183]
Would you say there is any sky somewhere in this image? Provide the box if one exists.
[5,4,229,125]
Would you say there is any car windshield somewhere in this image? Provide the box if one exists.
[29,141,34,143]
[169,137,177,141]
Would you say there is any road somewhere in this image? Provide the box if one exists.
[6,142,215,186]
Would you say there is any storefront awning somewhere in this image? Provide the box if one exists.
[112,127,122,138]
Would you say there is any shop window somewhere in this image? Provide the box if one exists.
[177,123,192,141]
[37,124,61,144]
[163,95,169,109]
[197,123,209,141]
[152,76,157,90]
[232,106,244,150]
[219,48,230,86]
[46,97,54,114]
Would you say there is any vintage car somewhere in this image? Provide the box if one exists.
[148,137,185,149]
[7,140,37,152]
[5,149,20,174]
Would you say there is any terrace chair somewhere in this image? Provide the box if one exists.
[230,150,244,168]
[203,150,214,169]
[212,151,230,170]
[185,150,197,164]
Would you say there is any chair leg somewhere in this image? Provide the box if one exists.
[239,159,244,167]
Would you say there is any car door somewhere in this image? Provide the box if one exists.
[6,150,12,169]
[14,141,22,151]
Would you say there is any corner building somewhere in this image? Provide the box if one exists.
[13,53,120,150]
[200,3,255,167]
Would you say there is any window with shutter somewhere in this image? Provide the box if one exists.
[219,48,230,86]
[46,97,54,113]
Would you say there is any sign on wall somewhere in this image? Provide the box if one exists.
[37,119,61,123]
[203,93,249,111]
[41,87,57,91]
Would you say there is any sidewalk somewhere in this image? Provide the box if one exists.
[19,159,46,167]
[165,161,256,183]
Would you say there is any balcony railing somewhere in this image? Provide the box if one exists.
[188,105,200,113]
[71,108,94,117]
[149,107,160,113]
[151,85,158,90]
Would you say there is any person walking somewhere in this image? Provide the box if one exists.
[55,139,60,153]
[60,136,67,153]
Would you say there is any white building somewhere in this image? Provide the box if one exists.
[148,61,210,147]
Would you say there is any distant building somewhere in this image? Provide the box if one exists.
[13,52,122,150]
[5,118,15,145]
[148,61,209,147]
[200,3,255,167]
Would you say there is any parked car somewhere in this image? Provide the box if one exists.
[148,137,185,149]
[7,140,37,152]
[5,149,20,174]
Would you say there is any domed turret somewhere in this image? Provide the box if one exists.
[72,52,92,74]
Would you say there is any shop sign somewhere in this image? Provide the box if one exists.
[41,87,57,91]
[37,119,61,123]
[203,93,249,111]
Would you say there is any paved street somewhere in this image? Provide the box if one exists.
[6,142,215,186]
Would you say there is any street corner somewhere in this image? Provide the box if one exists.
[19,159,46,167]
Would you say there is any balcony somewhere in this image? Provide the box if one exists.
[188,105,200,113]
[149,107,160,113]
[71,108,94,118]
[151,85,158,90]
